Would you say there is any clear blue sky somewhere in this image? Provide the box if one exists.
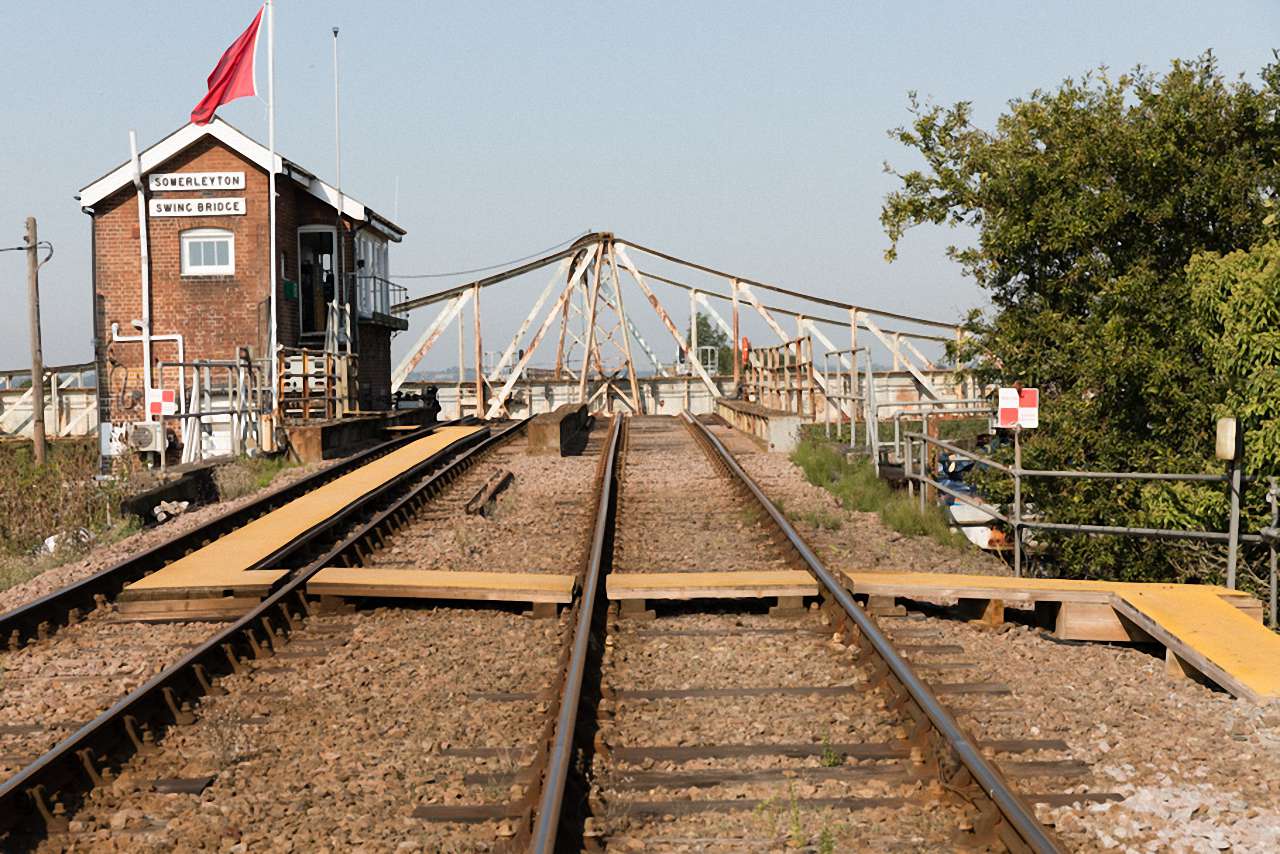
[1,1,1276,370]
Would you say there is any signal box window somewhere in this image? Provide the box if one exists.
[181,228,235,276]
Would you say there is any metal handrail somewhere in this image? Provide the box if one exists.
[904,431,1273,615]
[682,412,1061,853]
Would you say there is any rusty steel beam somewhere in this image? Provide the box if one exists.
[614,246,720,399]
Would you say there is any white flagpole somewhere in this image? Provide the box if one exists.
[266,0,279,415]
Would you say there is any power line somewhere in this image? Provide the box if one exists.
[0,241,52,253]
[393,231,589,279]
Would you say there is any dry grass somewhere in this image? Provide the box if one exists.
[0,442,295,596]
[0,440,139,553]
[212,454,296,501]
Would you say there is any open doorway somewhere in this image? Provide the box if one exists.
[298,226,336,338]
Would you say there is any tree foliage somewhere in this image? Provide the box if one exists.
[882,53,1280,587]
[686,311,733,374]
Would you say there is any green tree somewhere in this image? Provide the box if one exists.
[686,311,733,374]
[881,53,1280,586]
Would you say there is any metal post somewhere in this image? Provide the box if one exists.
[577,252,604,404]
[689,288,699,376]
[918,424,928,514]
[1013,427,1023,578]
[472,283,483,418]
[905,434,914,500]
[823,353,831,439]
[266,0,279,412]
[24,217,47,465]
[1226,455,1243,591]
[731,279,741,392]
[1268,478,1278,629]
[331,26,346,355]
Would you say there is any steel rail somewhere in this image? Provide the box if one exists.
[530,414,623,853]
[0,421,524,844]
[680,412,1063,854]
[0,418,467,650]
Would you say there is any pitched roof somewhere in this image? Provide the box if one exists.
[77,118,405,241]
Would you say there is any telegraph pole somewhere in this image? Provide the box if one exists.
[25,217,47,465]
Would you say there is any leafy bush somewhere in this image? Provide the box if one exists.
[882,53,1280,594]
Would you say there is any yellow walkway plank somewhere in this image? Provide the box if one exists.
[839,570,1277,703]
[607,570,818,601]
[307,568,578,604]
[842,570,1256,609]
[1112,588,1280,704]
[121,425,484,600]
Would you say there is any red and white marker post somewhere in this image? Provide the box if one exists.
[996,386,1037,578]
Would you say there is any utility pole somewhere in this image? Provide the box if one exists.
[25,217,47,465]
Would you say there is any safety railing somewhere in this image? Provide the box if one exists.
[819,347,866,441]
[354,273,406,319]
[881,399,992,465]
[277,347,357,422]
[157,351,272,465]
[903,430,1277,628]
[742,336,818,418]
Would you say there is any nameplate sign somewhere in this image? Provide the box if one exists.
[148,197,246,217]
[148,171,245,191]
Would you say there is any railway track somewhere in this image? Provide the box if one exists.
[0,418,475,653]
[0,419,516,849]
[5,412,1112,851]
[525,414,1079,852]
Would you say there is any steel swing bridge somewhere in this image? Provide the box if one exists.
[387,232,974,425]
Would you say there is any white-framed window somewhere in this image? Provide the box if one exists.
[180,228,235,276]
[355,234,391,317]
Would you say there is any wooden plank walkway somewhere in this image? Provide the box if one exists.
[116,425,484,617]
[842,570,1278,703]
[307,568,577,604]
[606,571,818,602]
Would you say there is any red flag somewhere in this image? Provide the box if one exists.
[190,6,264,125]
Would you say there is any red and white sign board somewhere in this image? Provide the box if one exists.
[146,388,177,417]
[997,387,1038,429]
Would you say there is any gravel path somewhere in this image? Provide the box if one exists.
[881,613,1280,853]
[27,423,600,852]
[591,417,981,850]
[594,609,974,851]
[368,428,603,574]
[710,423,1008,576]
[0,614,216,782]
[614,418,784,574]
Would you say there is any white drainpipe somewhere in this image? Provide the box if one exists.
[129,130,154,417]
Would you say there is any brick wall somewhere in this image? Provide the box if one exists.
[92,135,395,429]
[94,138,273,425]
[357,323,392,411]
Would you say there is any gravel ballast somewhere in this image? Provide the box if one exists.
[721,424,1280,852]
